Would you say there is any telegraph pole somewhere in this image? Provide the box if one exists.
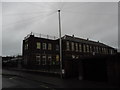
[58,9,63,78]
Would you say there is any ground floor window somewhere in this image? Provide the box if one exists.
[36,54,41,65]
[48,55,52,65]
[42,55,46,65]
[56,55,59,65]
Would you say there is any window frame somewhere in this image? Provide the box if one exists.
[43,43,47,50]
[36,42,41,49]
[48,43,52,50]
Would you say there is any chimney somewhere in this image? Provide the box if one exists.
[87,38,89,40]
[72,35,74,37]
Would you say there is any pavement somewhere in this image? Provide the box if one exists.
[2,68,120,88]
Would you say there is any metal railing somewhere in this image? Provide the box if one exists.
[24,32,58,40]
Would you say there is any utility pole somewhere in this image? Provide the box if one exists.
[58,9,63,78]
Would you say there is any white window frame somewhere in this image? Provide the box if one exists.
[42,55,46,65]
[43,43,47,50]
[36,54,41,65]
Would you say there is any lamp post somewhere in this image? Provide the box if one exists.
[58,9,63,78]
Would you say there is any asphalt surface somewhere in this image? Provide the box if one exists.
[2,68,120,88]
[2,75,53,89]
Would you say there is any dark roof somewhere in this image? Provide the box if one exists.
[25,33,115,49]
[62,35,113,48]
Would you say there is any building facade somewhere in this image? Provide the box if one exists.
[22,32,117,74]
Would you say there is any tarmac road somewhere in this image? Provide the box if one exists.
[2,75,53,89]
[2,68,120,88]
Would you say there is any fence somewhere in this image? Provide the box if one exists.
[24,32,58,40]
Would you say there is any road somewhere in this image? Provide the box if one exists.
[2,68,120,88]
[2,75,53,89]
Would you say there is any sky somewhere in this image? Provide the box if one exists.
[1,2,119,56]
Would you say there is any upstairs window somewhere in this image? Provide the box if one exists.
[96,47,98,53]
[71,42,74,51]
[79,44,82,52]
[48,43,52,50]
[102,48,104,53]
[56,44,59,51]
[75,43,78,52]
[90,46,92,52]
[66,41,70,51]
[83,44,86,52]
[86,45,89,52]
[104,48,106,54]
[110,49,113,54]
[106,49,108,54]
[43,43,47,50]
[98,47,101,53]
[36,42,41,49]
[94,46,96,52]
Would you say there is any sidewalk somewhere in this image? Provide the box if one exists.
[2,68,119,88]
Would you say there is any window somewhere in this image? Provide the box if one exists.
[79,44,82,52]
[90,46,92,52]
[42,55,46,65]
[83,44,86,52]
[48,43,52,50]
[56,44,59,51]
[25,43,28,50]
[36,54,41,65]
[103,48,105,53]
[66,41,70,51]
[110,49,113,54]
[56,55,59,65]
[106,49,108,54]
[72,55,75,59]
[36,42,41,49]
[86,45,89,52]
[99,47,101,53]
[43,43,47,50]
[96,47,98,53]
[104,48,106,54]
[75,43,78,52]
[48,55,52,65]
[26,44,28,49]
[76,55,79,59]
[71,42,74,51]
[102,48,104,53]
[94,46,96,52]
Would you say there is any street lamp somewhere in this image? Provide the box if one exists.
[58,9,63,78]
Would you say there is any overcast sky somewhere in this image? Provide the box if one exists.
[2,2,118,56]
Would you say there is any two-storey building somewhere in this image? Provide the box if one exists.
[22,32,117,76]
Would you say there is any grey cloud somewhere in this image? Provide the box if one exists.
[2,2,118,56]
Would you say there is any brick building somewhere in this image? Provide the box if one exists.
[22,32,117,77]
